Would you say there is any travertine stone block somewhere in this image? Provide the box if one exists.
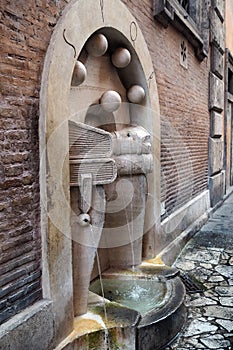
[209,72,224,111]
[104,175,147,267]
[209,171,224,207]
[211,111,223,137]
[0,301,53,350]
[212,0,225,22]
[211,45,224,79]
[210,9,225,52]
[209,137,223,175]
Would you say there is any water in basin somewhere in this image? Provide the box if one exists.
[90,278,167,315]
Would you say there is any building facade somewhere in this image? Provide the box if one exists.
[225,0,233,196]
[0,0,232,348]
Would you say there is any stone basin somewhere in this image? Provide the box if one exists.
[90,276,170,316]
[56,266,186,350]
[88,266,187,350]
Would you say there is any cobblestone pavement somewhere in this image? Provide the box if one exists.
[165,194,233,350]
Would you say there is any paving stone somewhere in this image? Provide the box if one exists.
[215,286,233,296]
[187,309,202,319]
[176,260,196,271]
[204,291,219,300]
[204,306,233,320]
[204,282,218,289]
[200,263,213,269]
[198,267,213,276]
[208,275,225,282]
[185,250,221,265]
[207,247,224,252]
[200,334,231,349]
[219,297,233,306]
[184,319,218,337]
[171,194,233,349]
[215,266,233,279]
[216,319,233,332]
[195,268,213,283]
[190,297,217,307]
[189,293,202,300]
[221,252,230,260]
[224,332,233,338]
[220,281,229,286]
[185,294,192,303]
[205,280,228,288]
[186,337,199,346]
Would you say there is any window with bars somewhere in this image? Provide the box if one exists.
[177,0,190,13]
[154,0,207,61]
[177,0,197,22]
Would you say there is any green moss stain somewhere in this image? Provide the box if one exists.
[85,320,131,349]
[88,331,103,349]
[108,328,126,350]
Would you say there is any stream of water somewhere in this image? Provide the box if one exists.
[90,225,110,349]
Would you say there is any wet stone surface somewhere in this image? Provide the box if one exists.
[165,194,233,350]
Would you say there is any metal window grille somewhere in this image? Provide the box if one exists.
[177,0,190,13]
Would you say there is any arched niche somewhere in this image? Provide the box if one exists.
[39,0,160,344]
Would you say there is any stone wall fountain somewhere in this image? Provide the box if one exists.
[40,1,186,349]
[66,31,186,350]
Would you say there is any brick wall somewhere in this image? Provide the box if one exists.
[123,0,210,216]
[0,0,68,325]
[158,33,210,214]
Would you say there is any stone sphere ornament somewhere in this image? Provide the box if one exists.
[127,85,146,104]
[111,47,131,68]
[72,61,87,86]
[77,213,91,226]
[100,90,122,112]
[86,33,108,57]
